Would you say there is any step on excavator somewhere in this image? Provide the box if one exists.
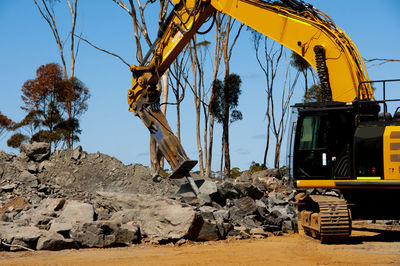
[126,0,400,242]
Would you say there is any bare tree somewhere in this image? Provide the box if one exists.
[364,58,400,66]
[253,34,299,168]
[34,0,82,149]
[204,12,223,178]
[168,47,190,141]
[218,15,244,178]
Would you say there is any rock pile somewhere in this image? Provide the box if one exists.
[0,142,297,251]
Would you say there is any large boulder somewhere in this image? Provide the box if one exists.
[234,182,264,200]
[50,200,94,235]
[36,231,78,250]
[70,221,140,247]
[96,192,198,243]
[0,222,43,251]
[20,142,50,162]
[263,209,284,232]
[217,181,240,201]
[233,196,256,216]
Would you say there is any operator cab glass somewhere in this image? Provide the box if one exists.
[294,114,330,179]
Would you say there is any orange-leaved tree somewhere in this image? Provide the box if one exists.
[0,111,15,139]
[8,63,89,150]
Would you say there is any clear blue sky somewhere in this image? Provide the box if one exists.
[1,1,399,171]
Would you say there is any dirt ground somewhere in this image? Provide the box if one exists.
[1,221,400,266]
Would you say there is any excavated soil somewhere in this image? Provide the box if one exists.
[1,222,400,266]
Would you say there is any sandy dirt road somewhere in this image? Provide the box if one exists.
[1,222,400,266]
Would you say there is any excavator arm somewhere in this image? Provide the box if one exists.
[127,0,374,190]
[128,0,374,110]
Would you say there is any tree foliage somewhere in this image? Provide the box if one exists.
[8,63,89,150]
[0,111,15,138]
[210,74,243,124]
[7,133,28,148]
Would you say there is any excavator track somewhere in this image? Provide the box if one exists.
[298,195,351,242]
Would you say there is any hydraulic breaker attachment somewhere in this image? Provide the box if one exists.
[134,103,202,196]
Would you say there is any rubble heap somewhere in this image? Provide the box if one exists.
[0,142,297,251]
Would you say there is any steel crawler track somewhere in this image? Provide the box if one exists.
[299,195,351,242]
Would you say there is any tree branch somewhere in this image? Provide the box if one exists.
[364,58,400,66]
[73,34,130,67]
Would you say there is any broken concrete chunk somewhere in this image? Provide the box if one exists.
[72,145,82,161]
[20,142,50,162]
[18,171,39,188]
[50,200,94,234]
[37,231,78,250]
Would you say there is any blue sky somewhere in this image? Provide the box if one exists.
[1,1,399,171]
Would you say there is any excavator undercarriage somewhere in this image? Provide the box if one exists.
[297,194,351,242]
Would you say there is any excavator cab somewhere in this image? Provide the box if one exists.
[292,102,355,181]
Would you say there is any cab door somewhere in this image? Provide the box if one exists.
[294,114,332,179]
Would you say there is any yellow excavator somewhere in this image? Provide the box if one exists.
[127,0,400,242]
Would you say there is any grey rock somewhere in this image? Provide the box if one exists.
[217,181,240,201]
[199,180,218,196]
[54,171,76,187]
[1,183,17,192]
[227,225,250,239]
[197,193,212,205]
[95,207,111,221]
[233,196,256,216]
[213,209,229,222]
[268,192,288,208]
[16,198,65,227]
[255,199,268,218]
[0,164,4,178]
[38,161,54,172]
[71,221,120,247]
[97,192,196,243]
[110,209,139,224]
[252,177,267,193]
[199,206,216,220]
[0,222,43,251]
[20,142,50,162]
[50,200,94,234]
[72,145,82,161]
[241,215,258,229]
[282,220,295,233]
[27,163,38,174]
[237,171,252,182]
[70,221,140,247]
[233,182,251,197]
[263,210,284,232]
[18,171,38,187]
[196,219,219,241]
[250,227,269,237]
[216,222,233,239]
[234,182,264,200]
[37,231,78,250]
[117,223,141,244]
[252,169,280,179]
